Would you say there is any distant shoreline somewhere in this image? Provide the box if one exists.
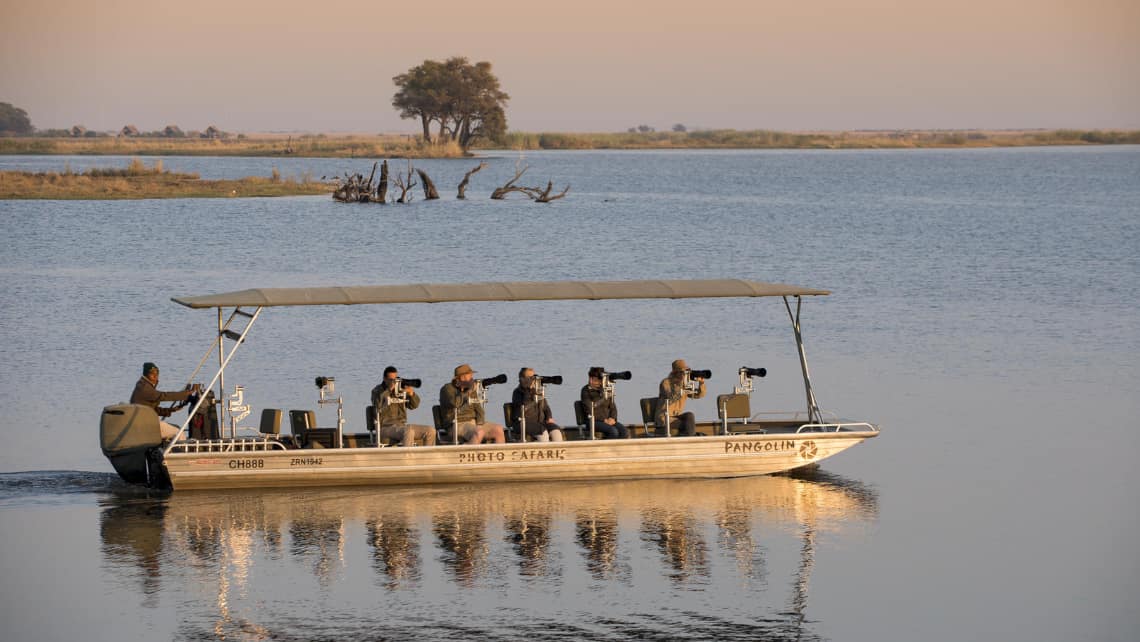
[1,129,1137,158]
[0,159,329,200]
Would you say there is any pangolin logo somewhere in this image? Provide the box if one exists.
[798,441,818,459]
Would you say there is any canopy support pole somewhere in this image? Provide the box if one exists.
[784,296,822,424]
[165,306,264,454]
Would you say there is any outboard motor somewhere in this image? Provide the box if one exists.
[100,404,169,488]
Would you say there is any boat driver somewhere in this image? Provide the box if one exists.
[655,359,705,436]
[512,367,564,442]
[129,362,200,442]
[371,366,437,447]
[439,364,507,444]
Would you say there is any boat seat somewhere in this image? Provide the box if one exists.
[503,402,522,442]
[572,400,592,439]
[259,408,282,435]
[432,404,450,443]
[289,409,337,448]
[365,405,378,433]
[639,397,661,437]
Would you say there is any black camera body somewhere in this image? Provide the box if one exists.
[535,375,563,385]
[605,370,632,381]
[397,377,422,389]
[315,376,331,388]
[741,367,767,378]
[480,374,508,387]
[687,369,712,380]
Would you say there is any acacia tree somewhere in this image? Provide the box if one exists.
[392,57,508,151]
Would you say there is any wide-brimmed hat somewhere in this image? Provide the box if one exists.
[454,364,475,377]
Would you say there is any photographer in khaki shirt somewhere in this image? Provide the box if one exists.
[655,359,705,436]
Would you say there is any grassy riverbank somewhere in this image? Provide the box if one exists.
[0,134,465,158]
[1,129,1136,159]
[495,128,1140,150]
[0,159,330,200]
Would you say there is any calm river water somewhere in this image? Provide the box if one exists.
[1,148,1137,641]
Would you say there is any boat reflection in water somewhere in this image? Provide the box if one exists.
[99,468,878,640]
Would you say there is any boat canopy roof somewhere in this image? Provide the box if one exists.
[172,279,830,309]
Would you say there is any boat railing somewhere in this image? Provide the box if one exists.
[168,437,289,453]
[748,410,840,423]
[795,422,879,434]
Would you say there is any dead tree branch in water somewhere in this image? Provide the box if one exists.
[457,161,488,199]
[490,165,530,199]
[377,160,389,203]
[393,160,417,203]
[332,161,378,202]
[416,169,440,200]
[529,180,570,203]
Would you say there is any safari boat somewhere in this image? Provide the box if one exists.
[99,279,879,490]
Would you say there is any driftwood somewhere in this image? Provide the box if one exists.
[457,161,488,199]
[531,180,570,203]
[332,161,378,202]
[416,169,440,200]
[392,160,417,203]
[490,165,569,202]
[377,160,389,203]
[490,165,530,200]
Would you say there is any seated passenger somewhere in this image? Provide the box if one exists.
[371,366,436,447]
[129,362,200,442]
[512,367,563,442]
[439,364,507,444]
[581,367,628,439]
[656,359,704,436]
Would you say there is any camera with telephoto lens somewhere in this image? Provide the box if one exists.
[314,376,334,389]
[396,377,422,389]
[741,367,766,378]
[604,370,632,381]
[535,375,562,385]
[686,369,712,380]
[480,373,508,387]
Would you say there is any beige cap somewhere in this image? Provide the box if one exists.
[671,359,688,372]
[454,364,475,377]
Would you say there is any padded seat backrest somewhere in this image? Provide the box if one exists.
[573,400,587,426]
[289,410,316,437]
[431,405,444,431]
[365,405,378,432]
[639,398,659,425]
[259,408,282,435]
[717,393,751,421]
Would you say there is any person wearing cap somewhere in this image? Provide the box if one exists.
[655,359,705,436]
[129,362,199,442]
[512,367,564,442]
[581,367,628,439]
[371,366,436,447]
[439,364,507,444]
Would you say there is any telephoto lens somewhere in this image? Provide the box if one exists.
[741,367,767,378]
[481,373,508,386]
[400,378,423,388]
[688,369,712,379]
[315,376,329,388]
[606,371,633,381]
[535,375,563,385]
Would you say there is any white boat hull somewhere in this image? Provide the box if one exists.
[164,431,877,490]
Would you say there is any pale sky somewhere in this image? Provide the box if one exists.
[2,0,1137,133]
